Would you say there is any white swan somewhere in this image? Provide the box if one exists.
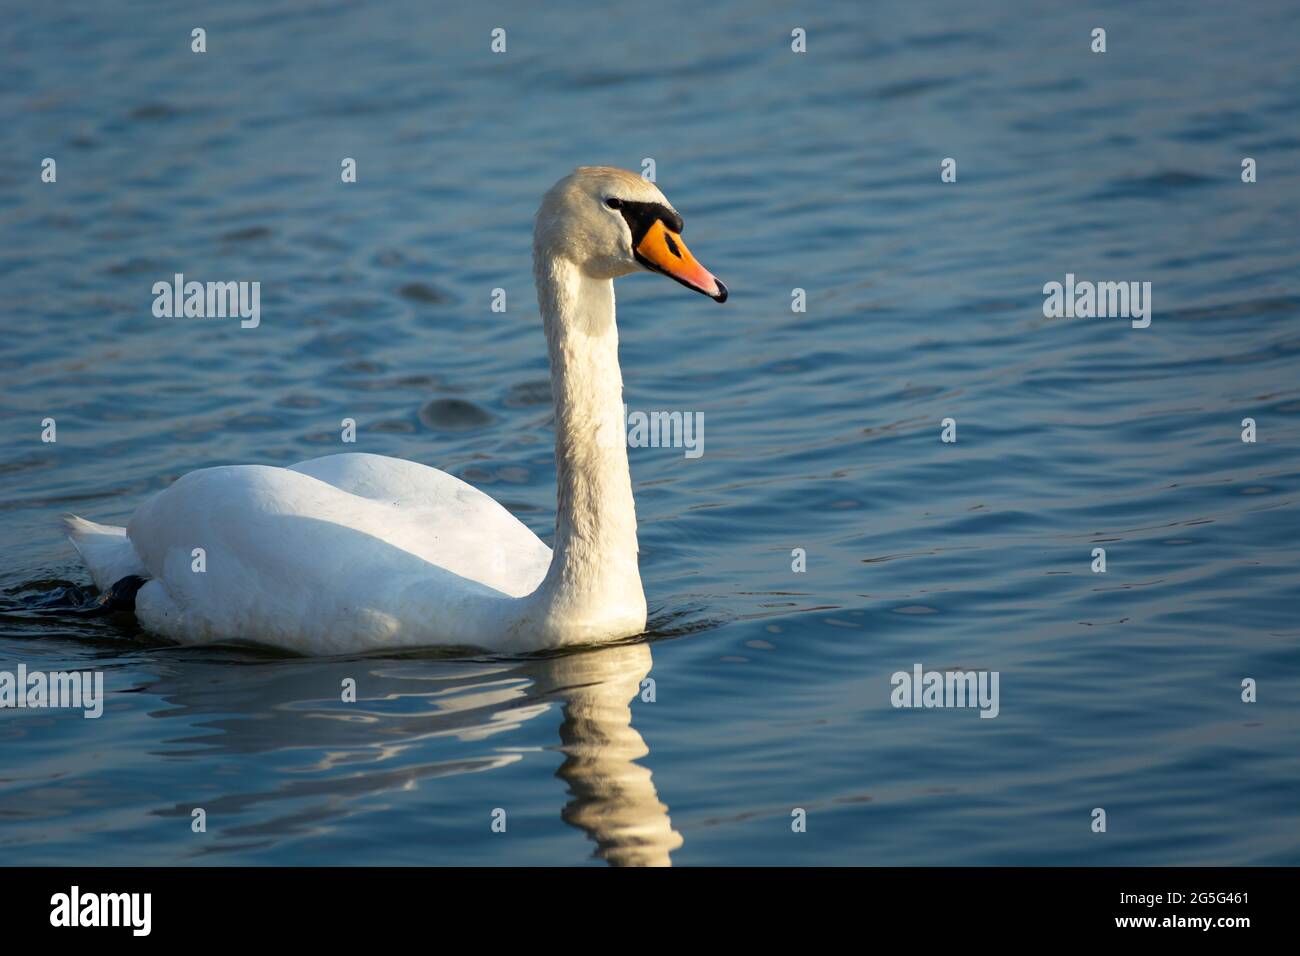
[64,167,727,655]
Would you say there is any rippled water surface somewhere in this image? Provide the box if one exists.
[2,1,1298,865]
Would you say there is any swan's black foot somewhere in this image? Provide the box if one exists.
[98,575,148,613]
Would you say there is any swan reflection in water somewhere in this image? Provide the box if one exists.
[143,640,681,866]
[550,642,682,866]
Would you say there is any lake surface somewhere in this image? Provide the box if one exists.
[1,0,1298,865]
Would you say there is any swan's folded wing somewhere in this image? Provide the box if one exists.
[122,461,555,649]
[289,452,552,595]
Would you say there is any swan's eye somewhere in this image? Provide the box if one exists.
[605,197,623,209]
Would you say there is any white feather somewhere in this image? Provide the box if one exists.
[62,515,146,591]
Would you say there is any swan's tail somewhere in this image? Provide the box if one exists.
[62,514,148,592]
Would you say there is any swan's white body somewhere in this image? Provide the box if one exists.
[73,455,557,655]
[64,167,726,655]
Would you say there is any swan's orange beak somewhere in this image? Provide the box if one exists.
[635,220,727,302]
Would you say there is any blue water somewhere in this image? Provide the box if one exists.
[2,0,1298,865]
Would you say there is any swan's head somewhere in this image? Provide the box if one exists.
[534,166,727,302]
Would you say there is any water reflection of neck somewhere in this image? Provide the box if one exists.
[546,642,682,866]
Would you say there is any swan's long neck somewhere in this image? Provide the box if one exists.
[527,254,646,635]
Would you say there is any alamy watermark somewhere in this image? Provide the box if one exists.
[50,886,150,936]
[597,404,704,459]
[890,663,1000,718]
[152,273,260,328]
[1043,273,1151,329]
[0,663,104,718]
